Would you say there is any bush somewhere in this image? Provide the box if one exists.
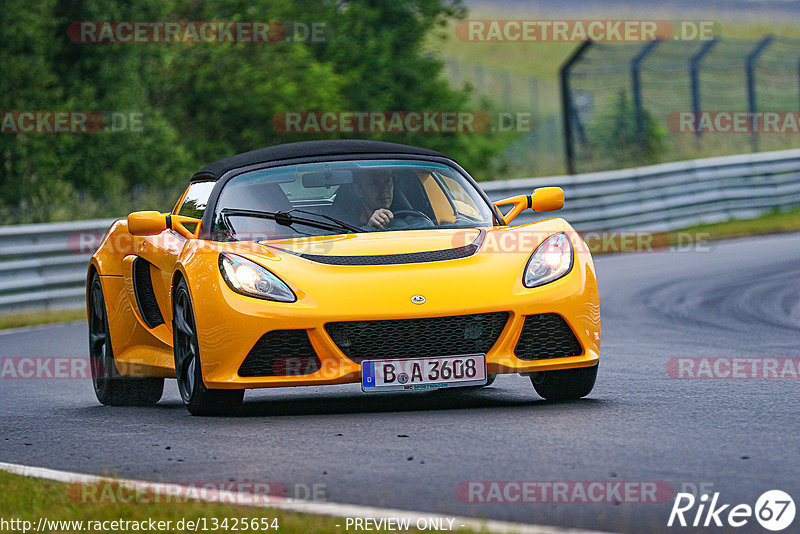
[587,89,668,168]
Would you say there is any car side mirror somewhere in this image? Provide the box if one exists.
[128,211,167,236]
[128,211,200,239]
[493,187,565,224]
[531,187,565,212]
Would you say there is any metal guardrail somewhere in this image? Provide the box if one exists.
[0,218,117,313]
[484,148,800,229]
[1,149,799,313]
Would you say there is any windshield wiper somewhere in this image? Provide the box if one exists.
[283,209,363,233]
[221,208,361,235]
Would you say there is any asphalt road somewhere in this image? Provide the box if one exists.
[1,233,799,533]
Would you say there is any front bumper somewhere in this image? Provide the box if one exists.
[187,230,600,390]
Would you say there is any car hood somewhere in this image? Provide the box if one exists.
[182,218,586,316]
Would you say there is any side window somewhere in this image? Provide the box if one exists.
[176,181,215,219]
[438,173,481,218]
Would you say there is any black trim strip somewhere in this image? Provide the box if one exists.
[268,230,486,266]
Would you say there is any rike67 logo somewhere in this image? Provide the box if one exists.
[668,490,795,531]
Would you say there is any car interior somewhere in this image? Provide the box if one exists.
[212,166,463,241]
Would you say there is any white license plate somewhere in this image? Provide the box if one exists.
[361,354,487,392]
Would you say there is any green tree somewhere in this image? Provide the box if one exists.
[0,0,507,222]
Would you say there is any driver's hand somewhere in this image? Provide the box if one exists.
[367,208,394,229]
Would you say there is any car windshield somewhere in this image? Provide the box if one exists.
[210,159,495,241]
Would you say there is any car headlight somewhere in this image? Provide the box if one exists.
[523,232,574,288]
[219,252,296,302]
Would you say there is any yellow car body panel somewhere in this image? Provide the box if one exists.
[89,217,600,389]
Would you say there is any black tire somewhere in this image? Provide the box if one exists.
[88,272,164,406]
[530,364,598,401]
[173,278,243,416]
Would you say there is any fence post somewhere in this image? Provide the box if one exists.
[746,35,774,152]
[560,40,593,175]
[631,40,661,134]
[690,38,718,140]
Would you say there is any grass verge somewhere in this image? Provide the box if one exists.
[583,207,800,255]
[670,207,800,242]
[0,309,85,331]
[0,471,475,534]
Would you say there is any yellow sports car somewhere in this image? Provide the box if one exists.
[87,140,600,415]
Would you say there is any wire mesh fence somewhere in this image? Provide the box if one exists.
[444,58,566,176]
[446,58,544,116]
[563,37,800,174]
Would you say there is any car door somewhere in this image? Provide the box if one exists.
[130,180,214,335]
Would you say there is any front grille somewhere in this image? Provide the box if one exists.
[326,312,509,363]
[514,313,582,360]
[238,330,321,377]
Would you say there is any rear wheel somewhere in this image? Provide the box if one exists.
[173,279,243,416]
[89,272,164,406]
[530,364,597,401]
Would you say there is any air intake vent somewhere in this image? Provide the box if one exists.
[514,314,582,360]
[133,257,164,328]
[238,330,321,377]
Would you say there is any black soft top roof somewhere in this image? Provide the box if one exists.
[191,140,449,181]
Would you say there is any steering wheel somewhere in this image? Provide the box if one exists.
[388,209,436,228]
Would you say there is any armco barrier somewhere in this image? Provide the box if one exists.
[0,219,116,313]
[1,149,799,313]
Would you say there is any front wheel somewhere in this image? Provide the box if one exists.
[530,364,597,401]
[173,279,243,416]
[88,272,164,406]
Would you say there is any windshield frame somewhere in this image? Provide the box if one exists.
[197,154,505,241]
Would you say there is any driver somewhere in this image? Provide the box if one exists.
[353,170,395,230]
